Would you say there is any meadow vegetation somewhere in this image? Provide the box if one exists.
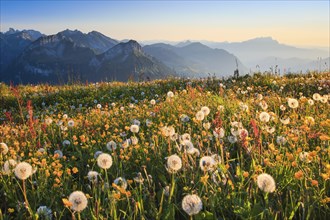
[0,72,329,219]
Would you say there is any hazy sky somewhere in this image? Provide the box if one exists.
[1,0,329,48]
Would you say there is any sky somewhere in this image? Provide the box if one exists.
[0,0,329,48]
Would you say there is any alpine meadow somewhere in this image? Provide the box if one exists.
[1,0,330,219]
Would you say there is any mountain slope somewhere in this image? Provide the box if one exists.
[144,42,247,76]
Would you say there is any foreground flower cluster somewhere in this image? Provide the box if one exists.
[0,72,329,219]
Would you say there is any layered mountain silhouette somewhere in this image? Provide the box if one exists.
[1,28,327,84]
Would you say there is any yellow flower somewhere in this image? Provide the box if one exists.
[8,208,14,213]
[72,167,79,174]
[294,170,304,180]
[62,198,72,207]
[200,174,209,185]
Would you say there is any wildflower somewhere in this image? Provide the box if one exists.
[203,122,211,130]
[201,106,210,116]
[187,147,200,156]
[150,99,156,105]
[2,159,17,175]
[14,162,33,180]
[280,117,290,125]
[213,127,225,139]
[94,151,103,159]
[54,150,63,158]
[280,105,286,111]
[299,152,311,163]
[195,111,204,121]
[130,124,139,133]
[68,191,88,212]
[45,118,53,125]
[180,133,191,142]
[199,156,216,172]
[259,101,268,110]
[36,206,52,219]
[167,91,174,98]
[62,140,70,146]
[97,153,113,169]
[133,172,144,184]
[180,114,190,122]
[276,136,287,145]
[106,141,117,151]
[87,171,99,183]
[114,177,128,190]
[259,112,270,123]
[257,173,276,193]
[228,135,237,144]
[161,126,175,137]
[320,96,328,103]
[307,99,314,105]
[166,155,182,173]
[288,98,299,109]
[0,142,8,155]
[62,114,68,119]
[96,104,101,109]
[67,120,75,127]
[294,170,304,180]
[181,194,203,216]
[131,136,139,145]
[211,170,227,185]
[313,93,321,101]
[146,119,153,127]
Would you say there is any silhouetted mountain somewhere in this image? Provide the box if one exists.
[144,42,246,76]
[57,29,118,54]
[202,37,329,68]
[0,29,44,72]
[93,40,175,81]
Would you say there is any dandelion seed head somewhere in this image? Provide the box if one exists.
[97,153,113,169]
[14,162,33,180]
[182,194,203,216]
[257,173,276,193]
[68,191,88,212]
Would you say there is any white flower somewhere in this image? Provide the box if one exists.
[180,133,191,143]
[2,159,17,175]
[320,96,328,103]
[96,104,102,109]
[228,135,237,144]
[0,142,8,155]
[37,206,52,219]
[97,153,113,169]
[62,140,70,146]
[87,171,99,183]
[213,127,225,139]
[199,156,216,172]
[187,147,200,156]
[203,122,211,130]
[161,126,175,137]
[313,93,321,101]
[131,136,139,145]
[287,98,299,109]
[150,99,156,105]
[14,162,33,180]
[106,141,117,151]
[280,105,286,111]
[45,118,53,125]
[257,173,276,193]
[166,154,182,173]
[307,99,314,105]
[195,111,204,121]
[299,152,311,163]
[259,101,268,110]
[68,120,75,127]
[54,150,63,158]
[167,91,174,98]
[201,106,210,116]
[130,124,139,133]
[68,191,88,212]
[182,194,203,216]
[280,117,290,125]
[259,112,270,123]
[62,114,68,119]
[276,136,287,145]
[114,177,128,190]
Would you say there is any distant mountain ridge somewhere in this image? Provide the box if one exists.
[1,28,328,84]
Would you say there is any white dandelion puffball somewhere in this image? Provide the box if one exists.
[167,154,182,173]
[195,111,204,121]
[199,156,216,172]
[106,141,117,151]
[203,122,211,130]
[3,159,17,175]
[150,99,156,105]
[87,171,99,183]
[288,98,299,109]
[130,124,139,133]
[14,162,33,180]
[97,153,113,169]
[67,119,75,127]
[0,142,8,155]
[114,177,128,190]
[167,91,174,98]
[299,152,311,163]
[96,104,102,109]
[257,173,276,193]
[308,99,314,105]
[313,93,321,101]
[37,206,52,219]
[68,191,88,212]
[182,194,203,216]
[280,117,290,125]
[161,126,175,137]
[201,106,210,116]
[45,118,53,125]
[259,112,270,123]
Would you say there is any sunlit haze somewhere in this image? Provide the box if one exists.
[1,0,329,48]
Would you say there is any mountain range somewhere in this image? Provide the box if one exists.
[0,28,328,84]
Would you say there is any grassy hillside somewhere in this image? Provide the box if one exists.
[0,72,329,219]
